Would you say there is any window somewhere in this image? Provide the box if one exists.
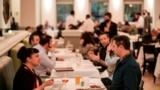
[56,4,73,22]
[124,4,142,22]
[91,1,108,22]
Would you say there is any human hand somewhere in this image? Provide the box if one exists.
[48,47,55,53]
[107,43,113,51]
[87,50,94,56]
[46,69,51,76]
[53,41,58,47]
[44,79,54,86]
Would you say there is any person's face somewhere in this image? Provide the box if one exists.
[48,39,53,49]
[31,35,40,46]
[135,14,139,19]
[112,40,121,57]
[99,34,109,47]
[41,28,46,34]
[28,28,33,33]
[28,53,40,67]
[80,39,84,45]
[104,15,110,21]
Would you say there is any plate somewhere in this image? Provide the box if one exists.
[88,87,105,90]
[88,85,105,90]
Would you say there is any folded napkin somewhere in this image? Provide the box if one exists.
[55,67,74,72]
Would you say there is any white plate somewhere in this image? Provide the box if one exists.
[88,87,105,90]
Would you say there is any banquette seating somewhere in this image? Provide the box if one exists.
[0,56,15,90]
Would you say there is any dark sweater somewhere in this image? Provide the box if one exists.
[110,54,141,90]
[13,64,42,90]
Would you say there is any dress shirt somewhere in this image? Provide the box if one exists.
[81,18,95,32]
[65,15,77,29]
[105,54,119,66]
[33,44,56,76]
[136,16,144,28]
[105,53,119,79]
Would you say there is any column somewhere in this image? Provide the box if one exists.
[144,0,160,28]
[154,0,160,28]
[0,0,5,29]
[108,0,124,23]
[74,0,90,21]
[41,0,56,28]
[11,0,20,24]
[20,0,40,27]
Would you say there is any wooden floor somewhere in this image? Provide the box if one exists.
[143,72,160,90]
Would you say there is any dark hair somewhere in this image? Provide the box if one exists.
[39,35,52,46]
[36,24,44,36]
[25,26,32,31]
[70,10,74,15]
[17,47,39,63]
[125,21,130,25]
[29,32,39,44]
[105,12,112,18]
[80,32,95,46]
[99,32,110,38]
[112,35,130,50]
[86,14,90,19]
[136,12,141,16]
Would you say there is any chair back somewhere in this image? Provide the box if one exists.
[10,43,24,72]
[142,44,158,81]
[143,44,157,58]
[0,56,15,90]
[133,41,142,57]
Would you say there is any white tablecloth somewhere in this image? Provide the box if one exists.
[54,48,77,59]
[44,78,107,90]
[154,54,160,78]
[51,60,100,78]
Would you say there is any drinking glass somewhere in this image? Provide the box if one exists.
[76,54,81,67]
[62,73,69,89]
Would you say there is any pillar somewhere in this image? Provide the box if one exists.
[74,0,90,21]
[41,0,56,28]
[108,0,124,23]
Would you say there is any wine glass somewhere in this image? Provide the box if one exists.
[62,73,69,89]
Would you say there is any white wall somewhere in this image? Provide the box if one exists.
[36,0,40,26]
[11,0,20,24]
[74,0,90,21]
[41,0,57,28]
[154,0,160,28]
[108,0,124,23]
[144,0,160,28]
[144,0,154,28]
[20,0,36,27]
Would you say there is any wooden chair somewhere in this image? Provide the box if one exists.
[142,44,157,83]
[132,41,142,58]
